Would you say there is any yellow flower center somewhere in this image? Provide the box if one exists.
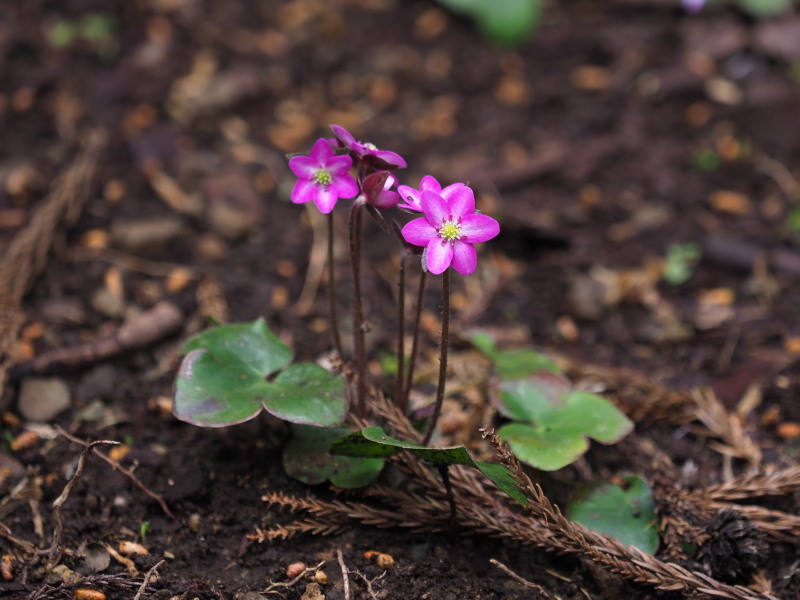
[439,221,462,242]
[314,169,332,186]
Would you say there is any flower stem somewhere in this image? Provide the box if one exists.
[422,269,449,446]
[327,212,343,359]
[348,200,367,417]
[396,253,407,414]
[403,269,427,412]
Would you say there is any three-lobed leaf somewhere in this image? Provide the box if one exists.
[174,319,346,428]
[473,332,633,471]
[497,376,633,470]
[471,332,558,379]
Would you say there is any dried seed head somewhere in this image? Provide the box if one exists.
[697,510,766,583]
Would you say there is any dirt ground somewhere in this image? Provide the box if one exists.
[2,0,800,599]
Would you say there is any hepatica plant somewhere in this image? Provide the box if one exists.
[172,124,637,522]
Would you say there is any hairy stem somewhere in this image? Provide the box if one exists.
[348,200,367,417]
[422,269,449,445]
[404,269,427,411]
[327,212,343,358]
[396,253,407,413]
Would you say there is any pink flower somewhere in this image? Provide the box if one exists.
[401,185,499,276]
[288,138,359,214]
[330,125,407,170]
[362,171,401,209]
[397,175,467,213]
[683,0,705,11]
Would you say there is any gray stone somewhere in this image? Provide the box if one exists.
[18,377,71,422]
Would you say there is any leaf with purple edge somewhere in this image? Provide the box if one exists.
[174,319,346,428]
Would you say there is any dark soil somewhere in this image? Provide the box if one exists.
[2,1,800,599]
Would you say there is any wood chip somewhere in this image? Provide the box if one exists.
[777,422,800,439]
[571,66,611,91]
[708,190,752,215]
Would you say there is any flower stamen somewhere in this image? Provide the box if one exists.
[314,169,333,186]
[438,220,462,242]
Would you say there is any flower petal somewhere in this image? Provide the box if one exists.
[440,182,466,200]
[290,179,316,205]
[450,241,478,276]
[326,155,353,176]
[420,190,450,227]
[332,174,359,199]
[447,186,475,218]
[373,190,400,209]
[330,125,356,147]
[313,186,338,214]
[288,155,316,179]
[420,175,442,192]
[402,218,437,246]
[397,185,422,211]
[373,149,407,169]
[309,138,334,164]
[425,239,453,275]
[460,214,500,243]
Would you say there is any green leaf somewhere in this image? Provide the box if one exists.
[472,0,542,46]
[174,348,269,426]
[496,374,570,421]
[283,425,384,488]
[174,319,345,427]
[183,319,292,376]
[261,363,346,426]
[736,0,791,16]
[568,475,659,554]
[433,0,542,46]
[663,243,701,286]
[331,427,528,505]
[497,377,633,470]
[471,332,559,378]
[498,422,589,471]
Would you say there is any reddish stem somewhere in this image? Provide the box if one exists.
[422,269,449,446]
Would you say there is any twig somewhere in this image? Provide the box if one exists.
[262,560,325,594]
[10,302,184,380]
[132,559,165,600]
[105,543,138,576]
[351,569,387,600]
[490,559,555,599]
[45,440,119,568]
[337,549,350,600]
[56,428,176,520]
[0,128,107,394]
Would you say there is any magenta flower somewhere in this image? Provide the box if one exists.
[362,171,401,209]
[288,138,359,214]
[330,124,407,170]
[397,175,467,213]
[682,0,705,11]
[401,186,499,276]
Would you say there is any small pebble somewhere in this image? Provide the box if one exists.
[18,377,71,422]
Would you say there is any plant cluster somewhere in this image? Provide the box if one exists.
[173,124,640,532]
[169,127,800,598]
